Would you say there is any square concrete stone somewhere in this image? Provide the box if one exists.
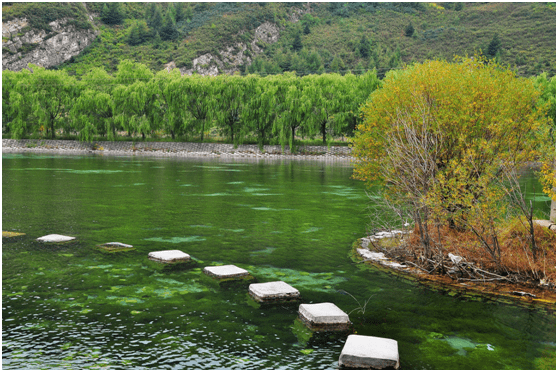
[203,265,249,279]
[249,281,301,303]
[339,334,400,370]
[36,234,76,243]
[148,250,190,263]
[299,302,351,331]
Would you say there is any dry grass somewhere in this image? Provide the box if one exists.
[402,220,556,285]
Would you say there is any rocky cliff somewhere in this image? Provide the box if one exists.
[2,16,98,71]
[166,21,282,76]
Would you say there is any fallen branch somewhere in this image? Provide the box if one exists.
[458,277,511,282]
[404,260,430,273]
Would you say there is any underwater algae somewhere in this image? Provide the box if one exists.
[2,153,555,369]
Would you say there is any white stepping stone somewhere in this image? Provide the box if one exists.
[148,250,190,263]
[249,281,301,303]
[36,234,75,243]
[203,264,249,279]
[339,335,400,370]
[298,302,351,331]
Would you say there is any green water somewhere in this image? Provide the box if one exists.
[2,153,555,370]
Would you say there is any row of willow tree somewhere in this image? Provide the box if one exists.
[2,60,381,150]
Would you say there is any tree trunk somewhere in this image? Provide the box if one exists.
[50,120,55,139]
[171,130,175,140]
[322,120,327,144]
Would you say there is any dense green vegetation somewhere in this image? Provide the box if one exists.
[2,61,381,151]
[1,2,92,31]
[3,3,553,78]
[3,58,555,154]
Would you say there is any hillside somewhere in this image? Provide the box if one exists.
[1,2,556,77]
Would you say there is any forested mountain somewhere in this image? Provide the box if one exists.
[2,2,556,78]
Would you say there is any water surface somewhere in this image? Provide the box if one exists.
[2,153,555,369]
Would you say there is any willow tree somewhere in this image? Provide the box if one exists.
[167,74,215,142]
[3,69,42,138]
[27,65,76,139]
[339,70,381,137]
[150,69,182,139]
[351,56,548,260]
[113,60,155,140]
[212,74,246,145]
[302,73,350,144]
[2,70,24,136]
[71,67,116,141]
[243,74,278,150]
[274,72,312,152]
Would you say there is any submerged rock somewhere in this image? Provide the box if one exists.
[2,231,26,238]
[97,242,135,253]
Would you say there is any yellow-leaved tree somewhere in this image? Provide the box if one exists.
[351,56,551,263]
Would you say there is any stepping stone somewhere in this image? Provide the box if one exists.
[298,302,351,331]
[148,250,190,263]
[36,234,75,243]
[339,335,400,370]
[248,281,301,303]
[97,242,134,252]
[203,264,250,279]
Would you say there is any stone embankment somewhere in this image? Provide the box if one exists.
[2,139,352,162]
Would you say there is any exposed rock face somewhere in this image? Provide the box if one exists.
[2,17,98,71]
[175,21,281,76]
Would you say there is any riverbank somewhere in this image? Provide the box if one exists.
[354,235,556,310]
[2,139,352,162]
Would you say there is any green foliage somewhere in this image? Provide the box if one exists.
[147,4,163,31]
[486,33,501,59]
[351,56,549,257]
[5,2,554,81]
[160,9,180,41]
[358,35,371,58]
[212,75,247,144]
[2,2,92,31]
[167,74,215,142]
[101,2,124,25]
[126,20,150,46]
[174,3,185,23]
[532,72,556,200]
[292,32,303,52]
[405,22,415,37]
[24,65,76,139]
[71,68,116,141]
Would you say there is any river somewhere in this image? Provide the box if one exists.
[2,153,555,369]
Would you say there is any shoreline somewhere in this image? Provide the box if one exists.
[354,237,556,310]
[2,139,353,162]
